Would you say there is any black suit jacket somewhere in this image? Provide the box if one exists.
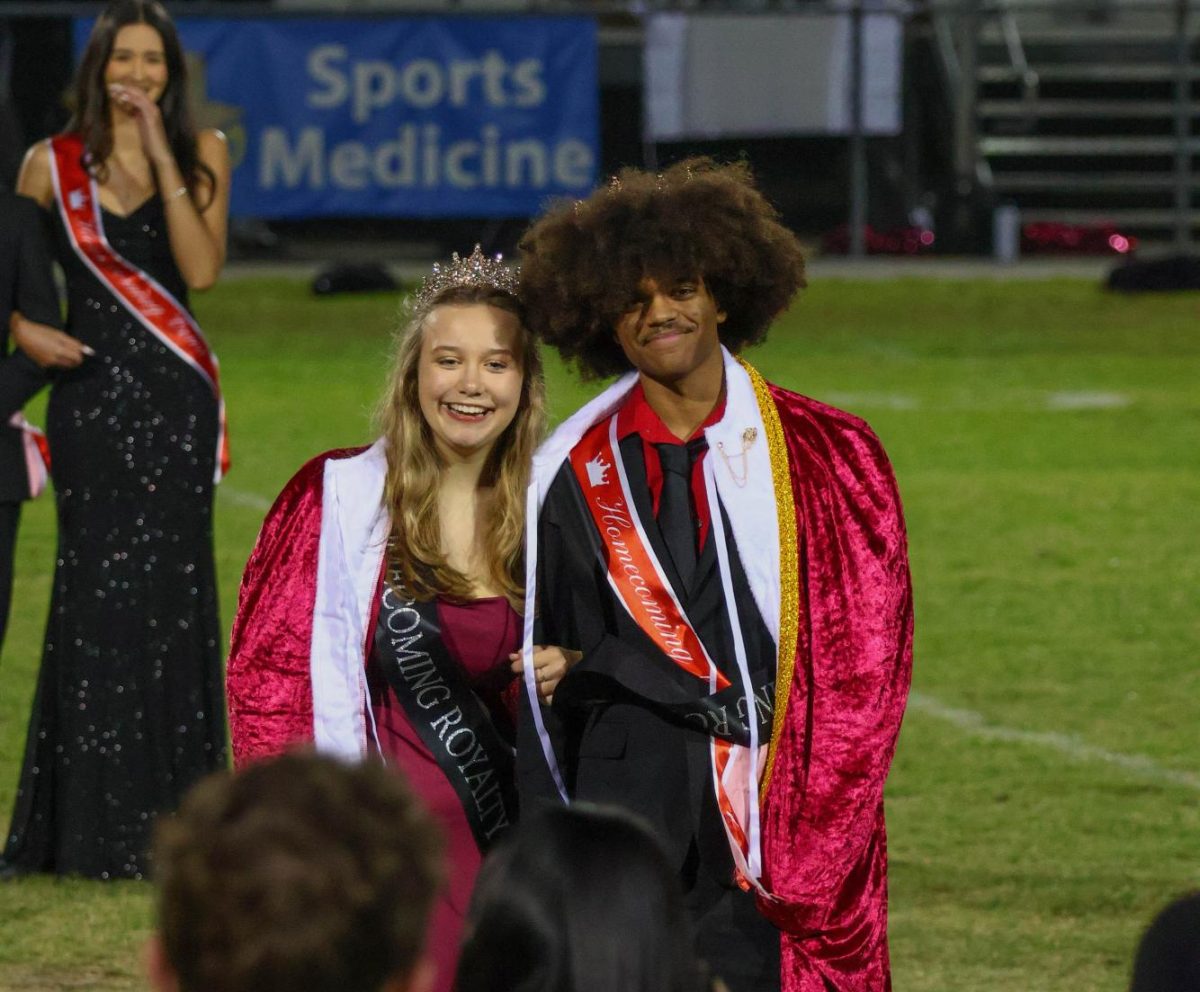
[0,192,57,503]
[520,435,777,884]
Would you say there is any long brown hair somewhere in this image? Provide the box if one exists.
[67,0,215,206]
[375,285,546,611]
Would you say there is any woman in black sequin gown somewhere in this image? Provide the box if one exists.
[2,0,231,879]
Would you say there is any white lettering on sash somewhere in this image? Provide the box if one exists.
[430,706,463,738]
[595,497,694,663]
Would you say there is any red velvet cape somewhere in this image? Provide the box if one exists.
[226,447,370,764]
[761,383,912,992]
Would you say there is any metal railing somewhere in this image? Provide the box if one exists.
[929,0,1195,252]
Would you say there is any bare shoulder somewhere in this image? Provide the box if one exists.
[194,130,231,220]
[16,143,54,206]
[197,128,230,167]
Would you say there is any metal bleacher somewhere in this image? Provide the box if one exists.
[971,0,1198,246]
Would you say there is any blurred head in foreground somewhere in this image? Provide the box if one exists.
[148,751,443,992]
[455,804,706,992]
[1129,892,1200,992]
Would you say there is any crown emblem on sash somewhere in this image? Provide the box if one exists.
[585,454,611,487]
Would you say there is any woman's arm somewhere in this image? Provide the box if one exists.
[9,168,90,368]
[155,128,230,291]
[16,143,54,208]
[110,83,231,291]
[161,128,231,290]
[10,317,89,369]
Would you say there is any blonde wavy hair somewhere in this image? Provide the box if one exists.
[375,284,546,612]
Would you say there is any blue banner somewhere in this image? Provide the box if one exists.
[76,17,598,218]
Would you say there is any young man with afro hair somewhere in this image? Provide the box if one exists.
[515,158,913,992]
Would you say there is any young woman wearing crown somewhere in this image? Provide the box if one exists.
[226,247,558,992]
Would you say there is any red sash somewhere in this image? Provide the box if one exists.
[7,413,50,499]
[570,416,770,896]
[48,133,230,482]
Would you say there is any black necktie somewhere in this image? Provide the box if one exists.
[655,439,705,592]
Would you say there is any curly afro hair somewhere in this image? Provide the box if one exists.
[518,157,806,380]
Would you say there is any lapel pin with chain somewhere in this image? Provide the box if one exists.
[716,427,757,487]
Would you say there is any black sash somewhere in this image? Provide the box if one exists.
[556,634,775,747]
[373,573,518,851]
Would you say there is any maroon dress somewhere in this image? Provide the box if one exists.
[367,595,520,992]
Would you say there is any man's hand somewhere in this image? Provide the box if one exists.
[510,644,582,703]
[11,316,93,369]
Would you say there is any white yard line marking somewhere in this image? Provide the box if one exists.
[218,487,272,513]
[822,392,920,411]
[909,691,1200,792]
[811,392,1132,413]
[1044,391,1131,410]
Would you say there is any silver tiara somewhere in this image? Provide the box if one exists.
[411,245,519,314]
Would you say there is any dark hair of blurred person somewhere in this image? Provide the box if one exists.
[1129,892,1200,992]
[147,751,443,992]
[455,804,707,992]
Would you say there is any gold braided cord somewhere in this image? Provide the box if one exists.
[737,358,800,799]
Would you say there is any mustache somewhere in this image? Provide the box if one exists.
[639,320,694,344]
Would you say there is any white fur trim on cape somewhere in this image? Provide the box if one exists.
[311,439,390,759]
[703,356,781,644]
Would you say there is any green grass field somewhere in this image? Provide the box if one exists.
[1,276,1197,991]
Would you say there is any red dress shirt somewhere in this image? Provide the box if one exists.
[615,381,726,551]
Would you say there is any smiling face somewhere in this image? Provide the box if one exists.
[105,23,168,107]
[416,303,525,464]
[614,275,726,391]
